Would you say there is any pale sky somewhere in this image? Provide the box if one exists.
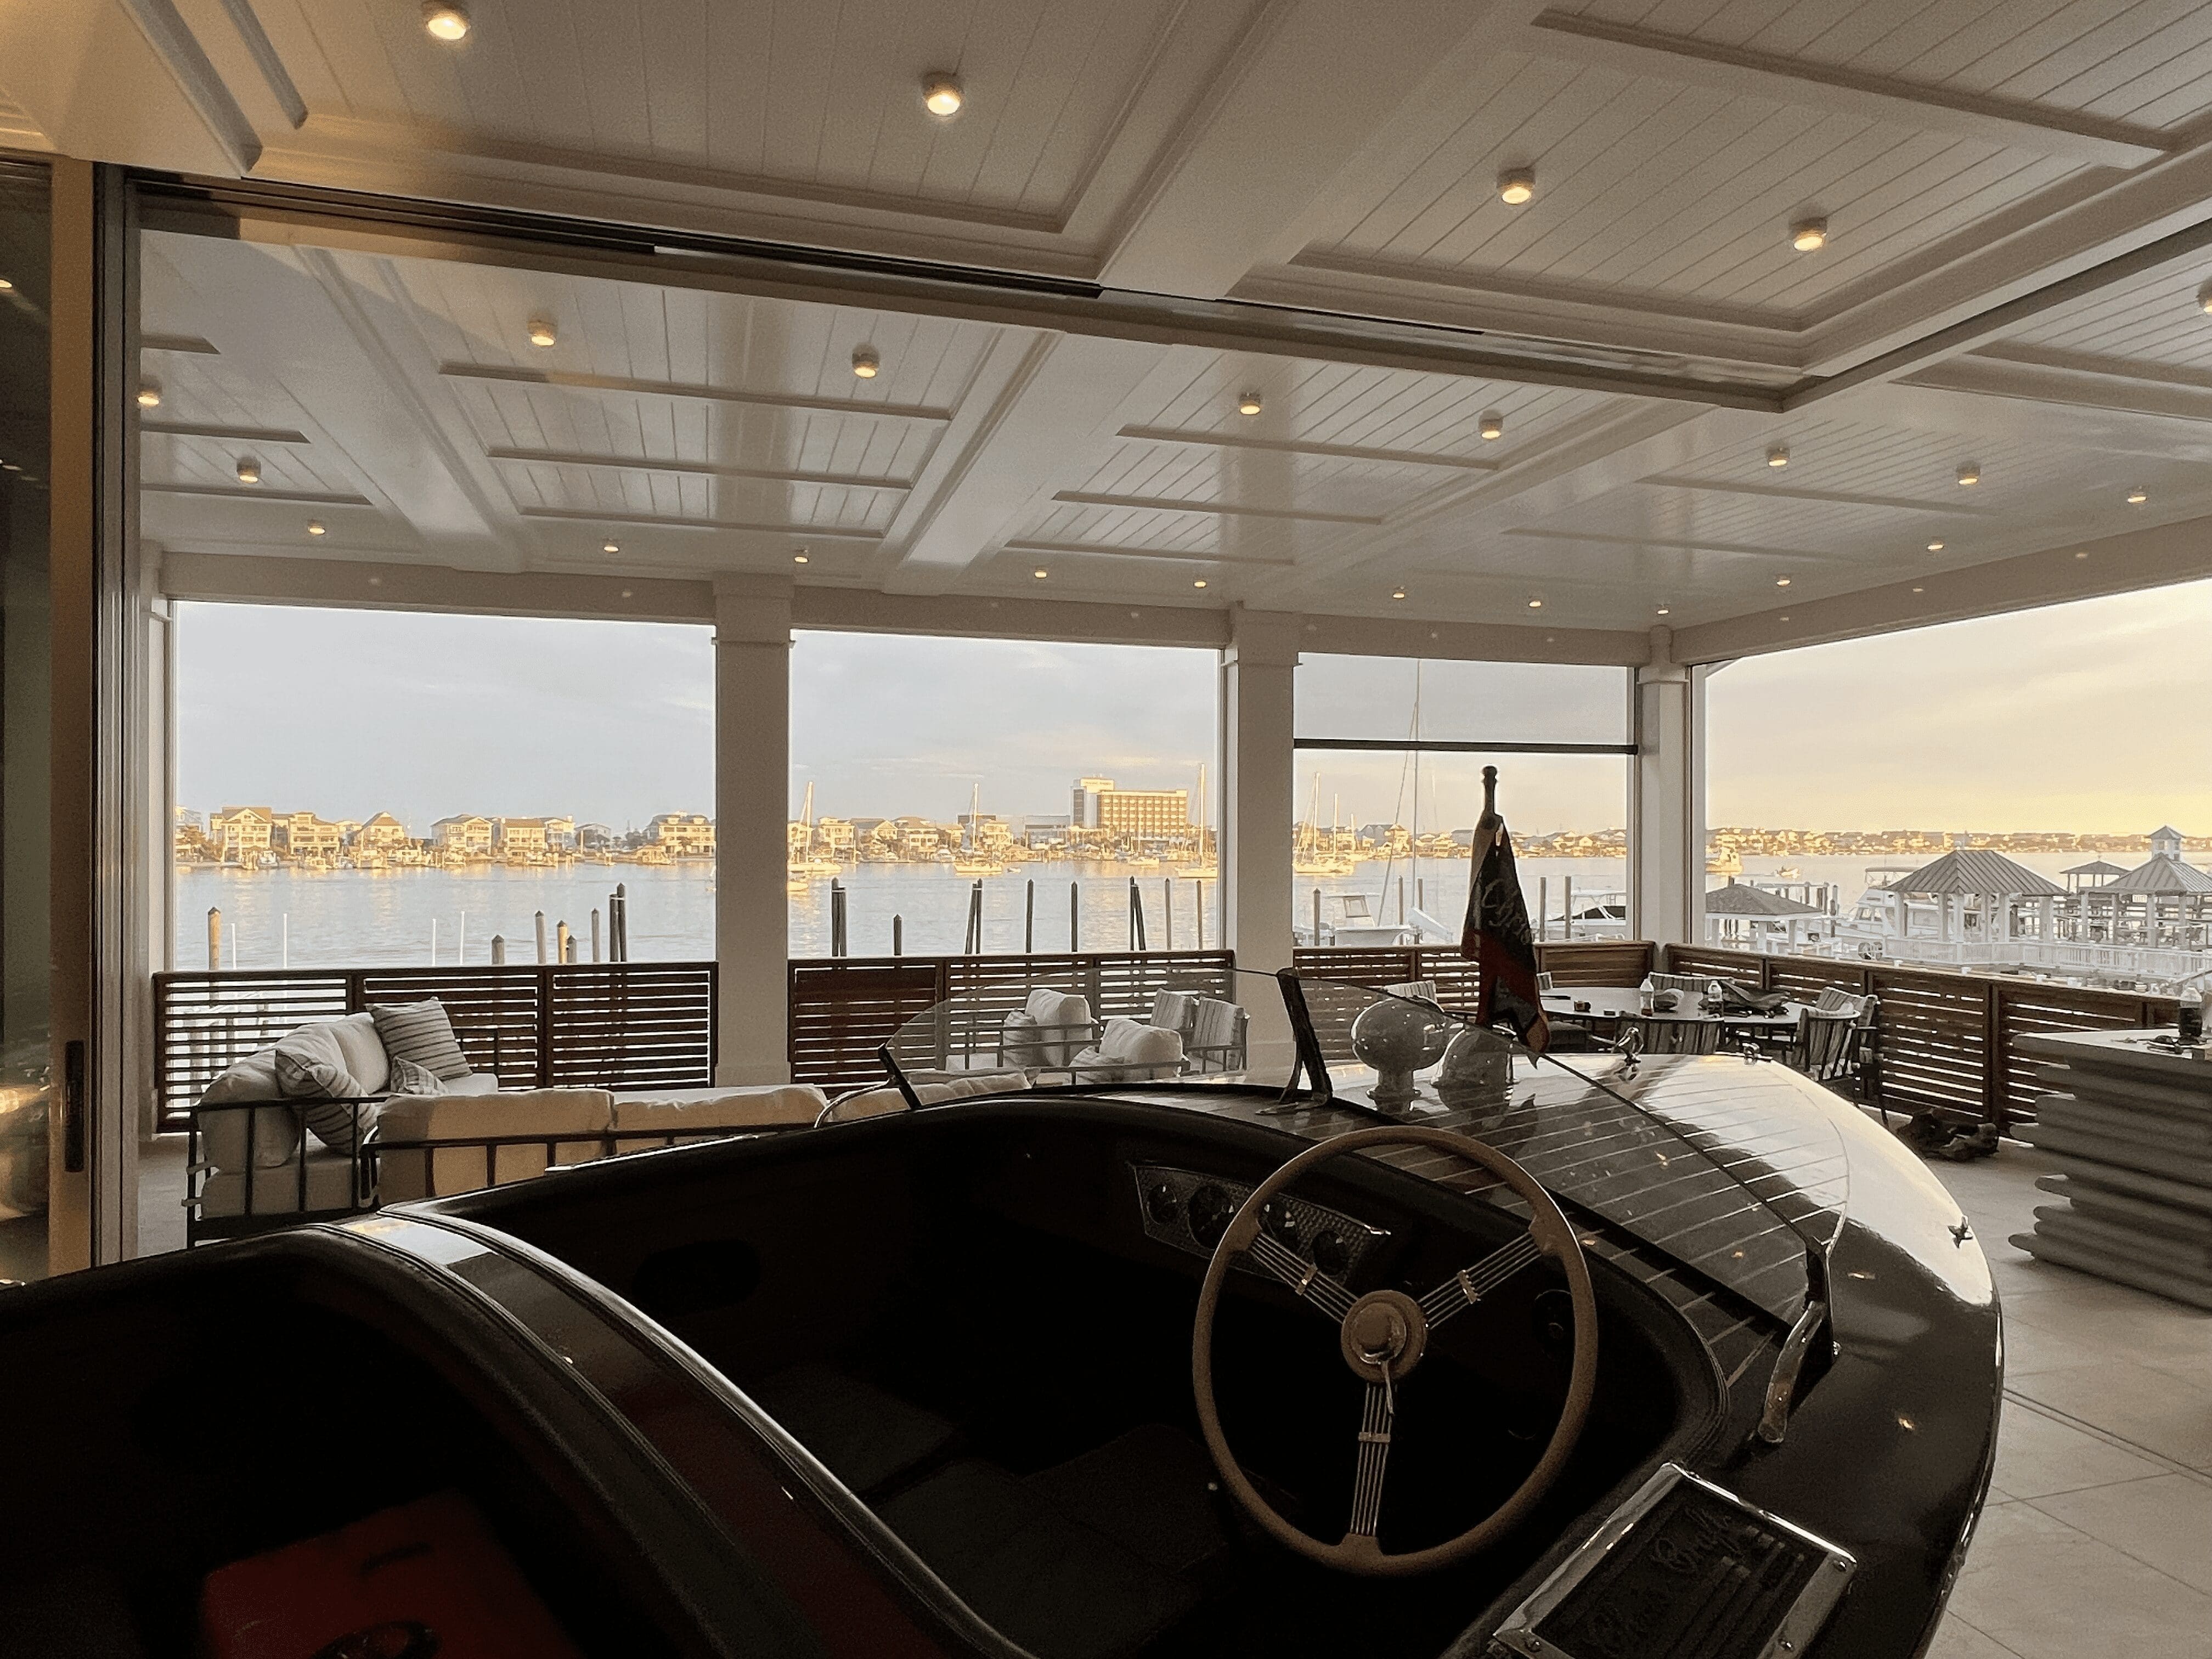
[178,576,2212,836]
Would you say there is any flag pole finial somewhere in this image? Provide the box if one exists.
[1482,765,1498,817]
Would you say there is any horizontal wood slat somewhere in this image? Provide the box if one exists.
[153,962,718,1130]
[1661,945,2175,1133]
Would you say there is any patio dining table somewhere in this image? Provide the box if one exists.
[1541,986,1804,1036]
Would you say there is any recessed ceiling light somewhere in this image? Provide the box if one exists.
[1498,166,1535,206]
[1527,597,1543,608]
[1656,606,1670,616]
[368,575,382,587]
[1790,217,1828,252]
[851,345,880,379]
[621,589,633,598]
[1237,392,1262,416]
[1775,577,1791,586]
[1480,411,1505,441]
[136,383,161,409]
[1779,614,1790,622]
[1766,444,1789,469]
[526,317,556,348]
[2126,487,2148,504]
[1193,579,1209,589]
[306,520,326,537]
[0,278,13,291]
[1391,587,1406,600]
[922,72,964,117]
[1912,586,1924,594]
[1956,462,1980,486]
[792,551,809,564]
[1033,567,1048,579]
[2075,550,2089,560]
[1926,539,1945,552]
[602,540,620,555]
[2199,279,2212,314]
[235,456,261,484]
[422,2,469,41]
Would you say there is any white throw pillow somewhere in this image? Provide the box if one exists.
[330,1011,391,1096]
[273,1022,366,1101]
[1021,989,1093,1067]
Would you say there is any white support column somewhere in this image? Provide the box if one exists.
[1221,608,1300,1071]
[1629,629,1705,952]
[714,576,793,1084]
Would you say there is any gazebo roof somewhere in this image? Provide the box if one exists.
[2101,855,2212,894]
[2151,825,2187,841]
[1705,883,1824,917]
[1887,849,2067,897]
[2061,859,2129,877]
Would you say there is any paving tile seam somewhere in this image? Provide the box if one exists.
[2001,1390,2212,1486]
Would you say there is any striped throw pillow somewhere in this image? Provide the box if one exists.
[370,1000,471,1082]
[386,1055,443,1097]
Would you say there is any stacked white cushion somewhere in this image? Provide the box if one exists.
[1006,988,1092,1068]
[1071,1017,1184,1082]
[376,1087,616,1202]
[822,1071,1026,1123]
[610,1084,827,1150]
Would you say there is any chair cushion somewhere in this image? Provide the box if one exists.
[370,1000,471,1082]
[1099,1018,1182,1068]
[200,1146,363,1219]
[199,1050,300,1169]
[611,1085,827,1149]
[272,1022,387,1153]
[375,1088,614,1201]
[1022,989,1092,1068]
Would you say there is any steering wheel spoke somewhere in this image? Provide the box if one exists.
[1246,1228,1358,1322]
[1418,1228,1545,1330]
[1347,1377,1395,1542]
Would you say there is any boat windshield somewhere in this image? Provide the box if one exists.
[869,967,1844,1327]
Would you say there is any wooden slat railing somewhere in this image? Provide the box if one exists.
[154,962,717,1131]
[1663,945,2175,1134]
[787,950,1238,1094]
[1290,939,1654,1008]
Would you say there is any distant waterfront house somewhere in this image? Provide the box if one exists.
[356,812,410,850]
[273,811,345,859]
[495,817,549,856]
[648,812,715,857]
[431,814,495,857]
[575,822,616,853]
[545,816,577,852]
[816,817,856,855]
[209,805,274,862]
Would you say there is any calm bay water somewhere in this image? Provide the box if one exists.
[173,848,2107,969]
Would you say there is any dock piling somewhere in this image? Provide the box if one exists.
[491,934,506,966]
[207,907,221,970]
[534,911,548,964]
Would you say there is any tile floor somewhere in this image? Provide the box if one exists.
[1931,1146,2212,1659]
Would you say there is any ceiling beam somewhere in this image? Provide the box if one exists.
[144,481,369,504]
[141,420,310,444]
[1516,9,2166,168]
[484,447,912,492]
[439,363,951,422]
[1116,424,1498,470]
[515,507,883,540]
[1003,538,1294,568]
[1049,489,1383,525]
[1502,527,1863,565]
[1634,476,1995,516]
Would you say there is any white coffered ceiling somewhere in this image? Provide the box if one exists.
[19,0,2212,661]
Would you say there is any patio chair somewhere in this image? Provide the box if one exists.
[1649,972,1709,995]
[1623,1017,1722,1056]
[1791,995,1883,1116]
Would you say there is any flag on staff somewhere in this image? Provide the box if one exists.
[1461,825,1550,1057]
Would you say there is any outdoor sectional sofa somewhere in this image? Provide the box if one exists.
[188,1001,826,1244]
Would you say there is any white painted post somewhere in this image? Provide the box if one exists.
[591,909,602,963]
[207,907,221,970]
[1222,608,1299,1073]
[714,575,794,1082]
[281,913,289,969]
[534,911,548,963]
[430,917,438,966]
[1630,635,1703,952]
[458,911,466,963]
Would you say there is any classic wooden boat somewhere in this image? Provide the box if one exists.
[0,971,1997,1658]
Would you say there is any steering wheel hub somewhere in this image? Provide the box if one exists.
[1341,1289,1427,1382]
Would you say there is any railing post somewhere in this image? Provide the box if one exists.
[537,966,555,1087]
[1984,981,2005,1135]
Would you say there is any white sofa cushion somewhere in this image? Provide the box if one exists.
[610,1084,828,1150]
[199,1049,301,1169]
[370,1000,471,1082]
[272,1021,368,1101]
[821,1071,1025,1124]
[272,1017,392,1154]
[375,1087,614,1202]
[330,1012,391,1095]
[200,1146,362,1220]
